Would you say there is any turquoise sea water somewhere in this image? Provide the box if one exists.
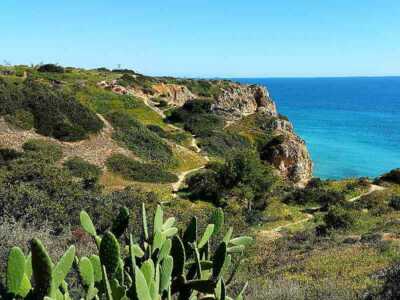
[236,77,400,179]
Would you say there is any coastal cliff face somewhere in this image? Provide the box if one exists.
[267,128,313,187]
[152,83,195,106]
[208,82,313,186]
[211,83,277,119]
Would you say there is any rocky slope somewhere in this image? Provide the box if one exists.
[211,82,277,119]
[266,119,313,187]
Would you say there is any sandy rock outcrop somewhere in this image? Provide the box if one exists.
[152,83,195,106]
[266,130,313,187]
[97,80,129,95]
[211,83,277,120]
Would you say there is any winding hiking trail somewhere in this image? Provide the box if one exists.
[139,95,210,195]
[258,183,387,240]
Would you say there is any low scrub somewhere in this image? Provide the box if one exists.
[63,156,102,181]
[37,63,64,73]
[0,78,103,141]
[106,154,178,183]
[106,111,175,165]
[186,150,277,210]
[378,168,400,184]
[323,205,355,229]
[22,139,63,162]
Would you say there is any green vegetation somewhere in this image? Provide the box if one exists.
[0,78,103,141]
[2,204,252,300]
[22,139,63,162]
[106,111,175,166]
[37,63,65,73]
[106,154,178,183]
[187,150,277,210]
[378,168,400,184]
[64,156,102,181]
[1,65,400,299]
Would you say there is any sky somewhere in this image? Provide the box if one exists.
[1,1,400,77]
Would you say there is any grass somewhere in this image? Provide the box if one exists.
[169,143,207,172]
[99,171,174,201]
[283,244,398,292]
[254,199,310,231]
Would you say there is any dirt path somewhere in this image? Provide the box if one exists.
[258,183,386,240]
[347,184,386,202]
[172,165,206,195]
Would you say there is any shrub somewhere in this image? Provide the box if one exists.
[354,191,390,215]
[199,131,251,157]
[22,139,63,162]
[37,64,64,73]
[106,111,175,165]
[63,157,102,181]
[260,134,285,161]
[106,154,178,183]
[186,150,276,210]
[318,191,346,210]
[0,79,103,141]
[324,205,354,229]
[116,73,136,87]
[389,196,400,210]
[186,170,222,203]
[168,99,224,137]
[379,168,400,184]
[0,148,21,166]
[146,124,168,138]
[4,109,34,129]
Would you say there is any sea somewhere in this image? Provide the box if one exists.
[236,77,400,180]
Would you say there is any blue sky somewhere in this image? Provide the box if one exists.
[1,1,400,77]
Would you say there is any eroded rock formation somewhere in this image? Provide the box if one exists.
[211,83,277,120]
[152,83,195,106]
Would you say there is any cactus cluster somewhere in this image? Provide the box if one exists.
[4,239,75,300]
[3,204,252,300]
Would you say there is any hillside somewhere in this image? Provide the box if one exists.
[1,64,400,299]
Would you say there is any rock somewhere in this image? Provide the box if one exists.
[211,83,277,119]
[152,83,195,106]
[343,235,361,244]
[264,131,313,187]
[97,80,128,95]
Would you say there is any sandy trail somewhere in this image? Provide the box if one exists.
[258,183,386,240]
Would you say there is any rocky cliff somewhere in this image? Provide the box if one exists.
[211,82,277,119]
[152,83,195,106]
[266,121,313,187]
[210,82,312,186]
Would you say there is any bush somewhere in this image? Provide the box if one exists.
[168,99,224,137]
[4,109,34,129]
[37,64,64,73]
[22,139,63,162]
[379,168,400,184]
[186,170,222,203]
[199,131,251,157]
[354,191,390,215]
[0,148,21,166]
[260,134,285,161]
[106,154,178,183]
[116,74,136,87]
[63,157,102,181]
[324,205,354,229]
[389,196,400,210]
[0,79,103,141]
[106,111,175,165]
[186,150,276,210]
